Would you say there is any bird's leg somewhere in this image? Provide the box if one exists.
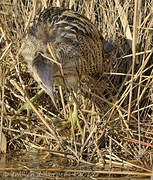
[15,89,44,117]
[69,83,83,135]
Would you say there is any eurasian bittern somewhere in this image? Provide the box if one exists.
[21,7,112,131]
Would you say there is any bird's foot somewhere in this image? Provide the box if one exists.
[16,101,32,117]
[68,102,83,135]
[14,89,44,118]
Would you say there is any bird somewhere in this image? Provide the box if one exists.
[21,7,112,131]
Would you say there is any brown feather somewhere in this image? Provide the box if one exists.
[21,7,106,104]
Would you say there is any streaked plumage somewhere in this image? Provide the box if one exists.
[21,7,108,107]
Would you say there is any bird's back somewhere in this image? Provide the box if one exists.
[21,7,106,102]
[27,7,104,78]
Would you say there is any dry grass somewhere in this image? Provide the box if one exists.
[0,0,153,176]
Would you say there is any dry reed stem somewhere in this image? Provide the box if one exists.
[10,80,60,142]
[127,0,138,125]
[0,0,153,176]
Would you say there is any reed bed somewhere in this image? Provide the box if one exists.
[0,0,153,177]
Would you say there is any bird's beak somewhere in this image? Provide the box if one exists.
[32,53,58,110]
[42,82,58,110]
[45,86,58,110]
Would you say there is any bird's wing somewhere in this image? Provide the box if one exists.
[43,9,104,75]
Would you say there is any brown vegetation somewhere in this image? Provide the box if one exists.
[0,0,153,177]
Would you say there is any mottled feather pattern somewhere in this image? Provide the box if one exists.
[28,7,105,77]
[21,7,105,105]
